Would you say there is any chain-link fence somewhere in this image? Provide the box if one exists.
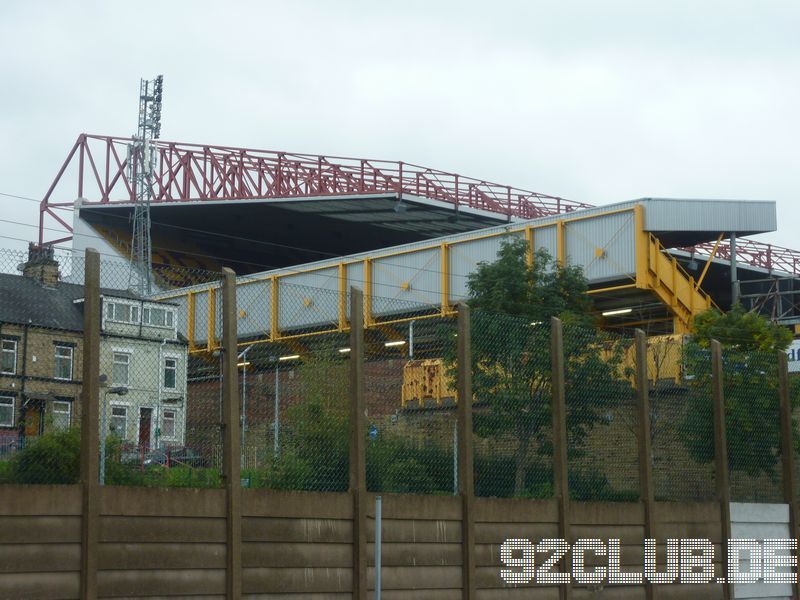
[95,256,224,487]
[365,296,458,495]
[563,324,638,502]
[723,348,784,503]
[651,340,717,501]
[470,309,553,498]
[2,243,799,505]
[237,280,350,491]
[0,246,87,484]
[0,244,225,486]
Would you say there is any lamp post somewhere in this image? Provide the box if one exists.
[100,384,128,485]
[237,346,254,454]
[273,354,300,459]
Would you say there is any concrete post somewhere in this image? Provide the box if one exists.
[457,304,475,599]
[711,340,732,600]
[550,317,571,600]
[635,330,656,600]
[221,268,242,599]
[80,248,100,600]
[349,287,367,600]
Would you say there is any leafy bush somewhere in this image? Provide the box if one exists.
[9,427,80,484]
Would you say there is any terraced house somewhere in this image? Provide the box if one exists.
[0,245,187,455]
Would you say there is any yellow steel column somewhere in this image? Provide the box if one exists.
[556,220,566,266]
[525,226,534,268]
[270,276,279,340]
[440,242,450,316]
[634,205,648,289]
[338,262,347,331]
[364,258,372,327]
[187,291,196,351]
[207,287,217,351]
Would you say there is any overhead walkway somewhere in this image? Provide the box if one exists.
[153,198,776,351]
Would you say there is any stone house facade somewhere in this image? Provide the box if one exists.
[0,244,188,455]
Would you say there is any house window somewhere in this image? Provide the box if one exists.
[0,396,13,427]
[54,345,74,381]
[110,406,127,438]
[112,352,130,386]
[162,409,176,438]
[52,400,71,430]
[163,357,178,390]
[1,339,16,375]
[105,301,140,324]
[143,307,174,328]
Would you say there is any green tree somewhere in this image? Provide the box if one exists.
[682,305,796,480]
[463,238,630,497]
[282,350,350,491]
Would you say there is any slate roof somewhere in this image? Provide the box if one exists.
[0,273,143,332]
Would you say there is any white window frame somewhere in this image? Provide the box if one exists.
[143,306,175,329]
[54,345,74,381]
[51,400,71,430]
[1,338,17,375]
[163,356,179,391]
[0,396,14,427]
[112,351,131,386]
[161,408,177,440]
[109,403,129,439]
[104,300,141,325]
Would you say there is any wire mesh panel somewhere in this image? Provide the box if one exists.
[365,297,458,495]
[98,259,224,487]
[563,324,639,502]
[470,310,553,499]
[723,348,784,503]
[238,332,350,491]
[236,282,350,491]
[652,342,716,501]
[0,246,86,484]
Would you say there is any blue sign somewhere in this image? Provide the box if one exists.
[368,425,378,440]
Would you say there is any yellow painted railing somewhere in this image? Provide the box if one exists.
[641,233,714,333]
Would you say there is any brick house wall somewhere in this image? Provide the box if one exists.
[0,323,83,449]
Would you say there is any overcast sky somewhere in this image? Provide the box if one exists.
[0,0,798,255]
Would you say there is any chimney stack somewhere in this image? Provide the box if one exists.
[22,243,59,288]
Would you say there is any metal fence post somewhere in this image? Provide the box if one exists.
[349,287,367,600]
[221,268,242,599]
[778,352,800,600]
[457,304,475,599]
[80,248,100,600]
[550,317,571,600]
[711,339,732,600]
[635,330,656,600]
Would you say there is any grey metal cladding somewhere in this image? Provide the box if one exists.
[565,211,635,280]
[448,232,523,300]
[535,226,558,261]
[278,271,340,330]
[640,198,777,234]
[372,248,440,310]
[236,280,271,338]
[193,291,209,344]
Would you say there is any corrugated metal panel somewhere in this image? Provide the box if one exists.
[278,267,339,330]
[161,197,777,343]
[346,261,364,317]
[235,279,272,339]
[193,291,209,344]
[535,226,557,261]
[449,231,523,300]
[641,199,776,233]
[282,267,339,294]
[565,211,636,281]
[372,248,440,313]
